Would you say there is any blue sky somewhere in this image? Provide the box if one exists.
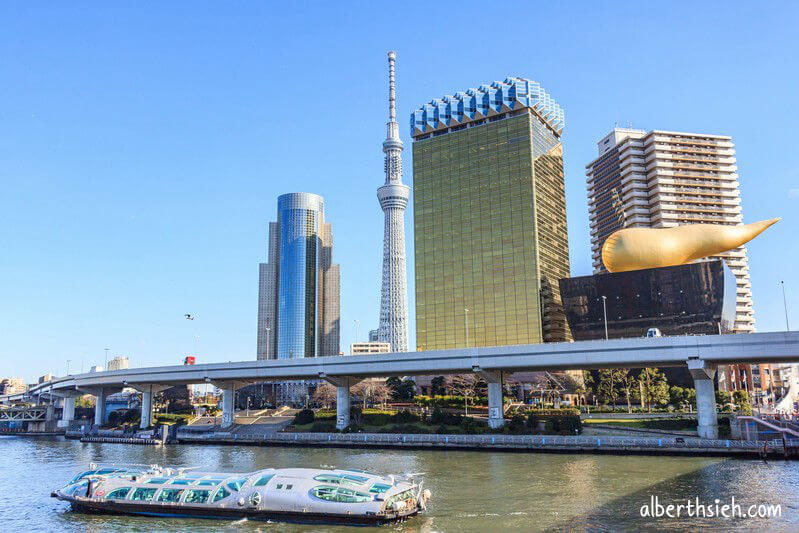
[1,2,797,381]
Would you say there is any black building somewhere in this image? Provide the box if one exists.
[558,260,736,386]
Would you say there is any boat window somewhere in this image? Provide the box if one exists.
[170,479,193,485]
[184,489,210,504]
[313,474,342,484]
[311,485,372,503]
[385,489,415,507]
[66,480,89,496]
[313,473,369,485]
[253,474,274,487]
[156,488,182,502]
[342,474,369,484]
[276,484,283,489]
[130,488,157,501]
[212,487,231,502]
[369,483,392,494]
[226,478,248,492]
[147,478,168,484]
[105,488,131,500]
[69,470,95,484]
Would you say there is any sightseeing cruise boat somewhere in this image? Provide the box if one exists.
[52,464,430,525]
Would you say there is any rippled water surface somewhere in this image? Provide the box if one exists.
[1,436,796,531]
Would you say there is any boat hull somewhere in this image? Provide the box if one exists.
[55,493,418,526]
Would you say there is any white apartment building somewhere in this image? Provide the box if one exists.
[349,342,391,356]
[586,128,754,333]
[107,356,129,371]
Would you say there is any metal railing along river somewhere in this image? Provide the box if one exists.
[175,430,798,454]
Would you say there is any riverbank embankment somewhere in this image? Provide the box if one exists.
[175,430,798,459]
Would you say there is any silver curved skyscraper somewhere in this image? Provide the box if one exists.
[377,51,409,353]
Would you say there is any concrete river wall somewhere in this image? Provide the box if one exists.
[176,430,799,458]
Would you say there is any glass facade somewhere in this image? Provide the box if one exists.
[276,193,323,359]
[413,108,570,351]
[558,260,737,341]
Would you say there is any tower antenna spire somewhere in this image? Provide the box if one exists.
[388,51,397,122]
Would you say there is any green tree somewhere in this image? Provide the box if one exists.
[733,390,753,415]
[430,376,447,396]
[386,377,401,393]
[683,388,696,412]
[597,368,628,406]
[638,368,669,412]
[386,378,416,402]
[669,386,685,408]
[576,370,595,411]
[621,372,637,413]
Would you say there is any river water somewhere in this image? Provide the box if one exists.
[1,436,796,532]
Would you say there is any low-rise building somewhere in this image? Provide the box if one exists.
[0,377,27,395]
[350,342,391,356]
[107,356,129,371]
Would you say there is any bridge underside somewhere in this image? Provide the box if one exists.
[4,332,799,440]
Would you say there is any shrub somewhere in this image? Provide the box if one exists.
[414,395,489,409]
[293,409,315,425]
[429,407,463,426]
[390,410,419,424]
[526,411,581,434]
[505,414,528,435]
[108,409,139,427]
[308,421,336,432]
[385,424,430,434]
[154,413,192,426]
[460,417,487,434]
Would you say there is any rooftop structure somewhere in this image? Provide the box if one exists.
[410,77,564,139]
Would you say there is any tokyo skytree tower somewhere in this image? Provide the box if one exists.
[377,51,409,353]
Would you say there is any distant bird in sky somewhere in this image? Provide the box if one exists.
[184,314,194,320]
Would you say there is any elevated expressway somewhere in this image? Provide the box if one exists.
[4,331,799,439]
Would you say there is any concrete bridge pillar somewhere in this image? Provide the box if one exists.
[321,375,362,430]
[221,385,235,428]
[140,390,153,428]
[59,396,76,428]
[336,386,350,430]
[94,387,107,426]
[688,359,718,439]
[130,384,169,429]
[475,369,505,429]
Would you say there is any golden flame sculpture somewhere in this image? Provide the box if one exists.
[601,219,780,273]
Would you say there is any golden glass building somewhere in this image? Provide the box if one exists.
[411,77,571,350]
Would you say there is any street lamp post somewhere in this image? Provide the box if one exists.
[782,281,790,331]
[66,359,71,376]
[104,348,109,370]
[464,308,470,348]
[601,296,609,340]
